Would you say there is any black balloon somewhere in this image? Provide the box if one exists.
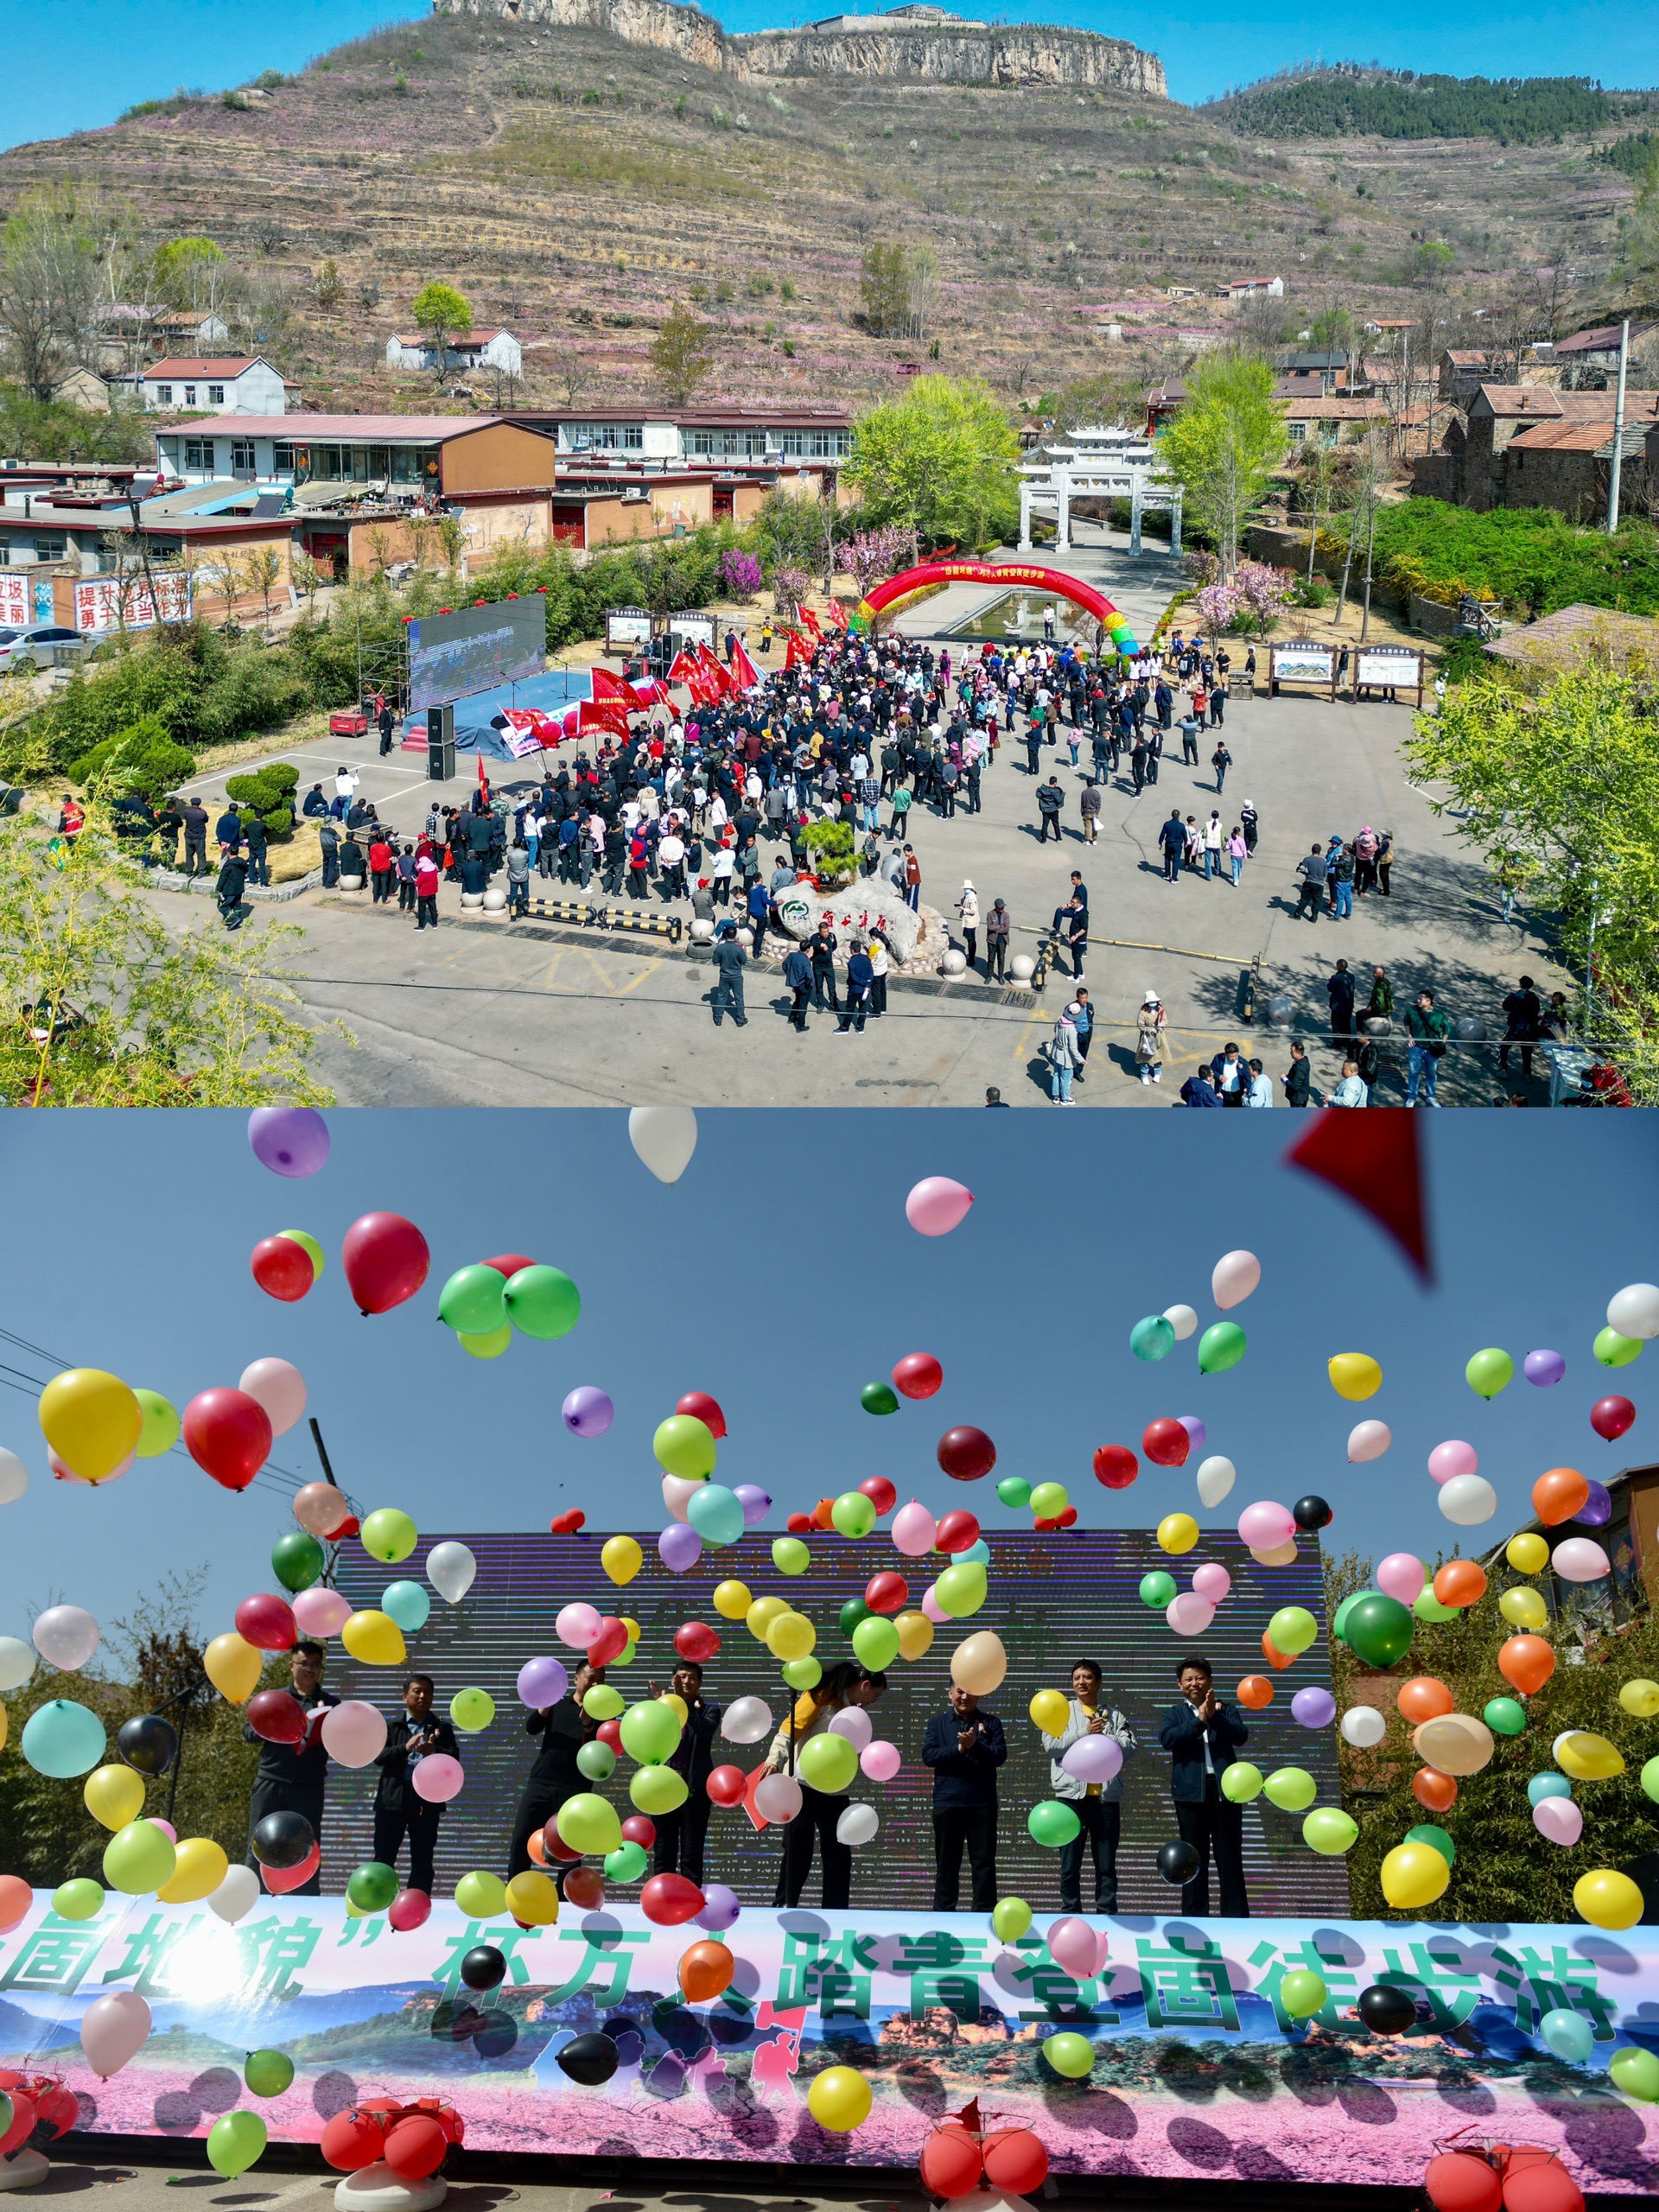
[1156,1839,1200,1885]
[251,1809,316,1867]
[472,2010,518,2060]
[118,1713,179,1777]
[1357,1983,1418,2036]
[1292,1495,1333,1532]
[460,1944,507,1993]
[557,2031,620,2087]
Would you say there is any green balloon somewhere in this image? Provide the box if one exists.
[604,1840,649,1882]
[1343,1592,1414,1669]
[207,2112,267,2180]
[133,1388,180,1458]
[454,1868,507,1917]
[558,1794,623,1855]
[503,1263,582,1341]
[1263,1767,1317,1813]
[1610,2045,1659,2103]
[244,2049,295,2099]
[1029,1481,1069,1518]
[346,1860,398,1913]
[270,1529,325,1593]
[1303,1808,1358,1855]
[1268,1605,1318,1656]
[620,1700,682,1764]
[450,1688,495,1733]
[1130,1313,1175,1363]
[280,1229,325,1281]
[1642,1753,1659,1803]
[577,1740,617,1780]
[1594,1326,1642,1370]
[1028,1799,1082,1848]
[1465,1346,1514,1400]
[1406,1822,1455,1866]
[361,1507,417,1563]
[831,1491,877,1538]
[1484,1696,1528,1737]
[839,1598,872,1636]
[437,1262,509,1336]
[772,1536,810,1576]
[631,1764,687,1815]
[861,1382,900,1415]
[1140,1571,1178,1609]
[52,1877,105,1921]
[1332,1592,1364,1642]
[996,1476,1033,1508]
[1043,2031,1095,2079]
[103,1820,175,1895]
[1414,1584,1459,1623]
[783,1656,823,1690]
[992,1897,1033,1942]
[0,2094,10,2143]
[1221,1761,1263,1803]
[584,1684,625,1720]
[800,1734,859,1793]
[1198,1321,1248,1375]
[654,1414,717,1480]
[1280,1969,1328,2020]
[936,1560,988,1618]
[852,1616,899,1671]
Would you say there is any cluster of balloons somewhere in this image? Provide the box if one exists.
[1139,1557,1232,1638]
[438,1253,581,1360]
[36,1367,181,1488]
[321,2097,464,2183]
[251,1230,326,1303]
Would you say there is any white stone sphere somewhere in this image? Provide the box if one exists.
[1009,954,1035,982]
[690,918,715,943]
[459,891,483,910]
[941,948,967,976]
[339,874,365,892]
[481,884,508,912]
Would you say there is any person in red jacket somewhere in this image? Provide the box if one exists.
[369,835,394,904]
[413,849,440,930]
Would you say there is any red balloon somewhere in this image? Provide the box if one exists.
[390,1888,431,1931]
[182,1387,272,1493]
[1590,1395,1636,1442]
[785,1511,813,1535]
[1501,2164,1584,2212]
[620,1815,656,1848]
[938,1425,996,1481]
[587,1617,629,1666]
[29,2086,77,2141]
[484,1252,536,1279]
[676,1391,728,1440]
[550,1510,587,1535]
[892,1351,944,1400]
[251,1235,314,1303]
[865,1571,910,1615]
[675,1621,721,1663]
[1142,1417,1191,1468]
[595,1719,623,1751]
[235,1592,298,1653]
[563,1866,606,1910]
[707,1764,748,1806]
[248,1689,308,1745]
[919,2125,983,2200]
[261,1841,320,1894]
[1093,1444,1139,1490]
[1425,2153,1502,2212]
[384,2114,448,2182]
[982,2130,1050,2195]
[341,1211,430,1316]
[859,1475,898,1516]
[321,2112,386,2173]
[639,1872,704,1925]
[936,1510,982,1553]
[1035,1507,1079,1530]
[0,2094,35,2161]
[542,1817,581,1862]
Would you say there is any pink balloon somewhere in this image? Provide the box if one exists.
[906,1177,975,1237]
[321,1700,388,1768]
[390,1887,432,1931]
[1347,1421,1392,1463]
[292,1586,353,1638]
[1236,1501,1294,1549]
[147,1818,177,1843]
[1191,1563,1231,1604]
[921,1584,949,1624]
[1166,1593,1215,1636]
[1060,1735,1122,1787]
[49,1446,133,1486]
[892,1501,938,1557]
[754,1772,803,1824]
[829,1707,874,1751]
[1551,1538,1609,1583]
[410,1753,464,1803]
[1533,1796,1583,1847]
[238,1357,308,1437]
[661,1475,702,1525]
[1046,1916,1098,1979]
[79,1990,150,2079]
[1376,1552,1426,1605]
[1427,1440,1478,1485]
[861,1739,901,1783]
[556,1603,603,1649]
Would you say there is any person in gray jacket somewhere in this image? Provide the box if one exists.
[1039,1659,1137,1913]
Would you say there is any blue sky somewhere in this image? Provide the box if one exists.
[0,1109,1651,1651]
[10,0,1654,147]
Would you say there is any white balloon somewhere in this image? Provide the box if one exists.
[829,1706,874,1751]
[628,1106,698,1185]
[836,1802,879,1847]
[321,1700,389,1768]
[33,1604,99,1671]
[662,1474,701,1525]
[1552,1537,1610,1583]
[0,1634,35,1691]
[1162,1304,1198,1341]
[1346,1421,1392,1464]
[721,1694,773,1745]
[238,1357,308,1436]
[79,1989,150,2080]
[1607,1282,1659,1341]
[0,1447,27,1505]
[1165,1593,1215,1636]
[1211,1249,1261,1311]
[426,1541,477,1605]
[1340,1705,1387,1748]
[1196,1455,1236,1508]
[754,1770,803,1824]
[207,1864,262,1925]
[1438,1474,1497,1526]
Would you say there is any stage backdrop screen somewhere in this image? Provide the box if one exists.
[322,1530,1345,1918]
[407,598,545,711]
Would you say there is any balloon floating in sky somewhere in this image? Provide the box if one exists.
[247,1109,330,1179]
[892,1352,944,1400]
[938,1425,995,1481]
[1465,1347,1515,1401]
[1347,1421,1391,1463]
[39,1369,142,1485]
[628,1106,697,1185]
[341,1212,429,1316]
[563,1386,614,1438]
[1590,1395,1635,1442]
[1607,1283,1659,1340]
[1328,1353,1382,1402]
[906,1177,974,1236]
[1211,1249,1261,1310]
[1524,1349,1567,1388]
[238,1359,307,1437]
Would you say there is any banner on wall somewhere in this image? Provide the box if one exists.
[0,1892,1653,2184]
[73,574,192,635]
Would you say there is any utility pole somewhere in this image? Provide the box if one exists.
[1606,318,1630,531]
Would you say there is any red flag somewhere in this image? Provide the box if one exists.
[823,599,848,631]
[696,641,734,696]
[667,648,702,689]
[476,751,488,795]
[784,629,810,669]
[588,667,639,711]
[729,639,760,690]
[798,605,823,640]
[1285,1113,1433,1283]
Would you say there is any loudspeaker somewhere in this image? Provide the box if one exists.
[427,703,454,781]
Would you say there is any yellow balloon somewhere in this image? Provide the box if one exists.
[1499,1586,1548,1630]
[894,1610,934,1662]
[1411,1714,1495,1777]
[601,1535,643,1587]
[659,1692,689,1726]
[459,1325,512,1360]
[157,1837,229,1904]
[1158,1513,1199,1555]
[205,1630,263,1704]
[1574,1869,1643,1930]
[84,1764,146,1831]
[1251,1538,1300,1567]
[1028,1688,1071,1734]
[714,1580,753,1621]
[505,1870,561,1925]
[766,1611,815,1662]
[620,1616,641,1642]
[950,1630,1007,1696]
[1555,1731,1624,1781]
[1327,1353,1383,1403]
[747,1595,788,1642]
[1506,1532,1549,1574]
[1619,1677,1659,1718]
[1380,1840,1450,1910]
[806,2064,873,2133]
[0,1703,7,1752]
[39,1366,143,1482]
[341,1610,407,1667]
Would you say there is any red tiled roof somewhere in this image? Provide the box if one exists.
[1509,420,1621,453]
[145,357,265,378]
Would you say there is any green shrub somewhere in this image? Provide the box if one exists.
[261,806,293,839]
[1294,575,1333,607]
[1379,501,1659,619]
[68,718,196,798]
[227,766,299,840]
[803,818,857,888]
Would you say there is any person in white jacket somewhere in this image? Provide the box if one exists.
[956,880,981,975]
[1039,1660,1137,1914]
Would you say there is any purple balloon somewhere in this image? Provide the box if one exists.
[517,1656,569,1708]
[1178,1415,1207,1454]
[1291,1687,1337,1730]
[247,1108,330,1179]
[1524,1349,1567,1388]
[695,1882,741,1931]
[658,1522,702,1573]
[1573,1480,1613,1528]
[562,1386,614,1439]
[734,1484,772,1528]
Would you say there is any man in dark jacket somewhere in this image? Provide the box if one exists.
[711,925,747,1027]
[838,945,874,1034]
[243,811,270,887]
[1327,958,1357,1042]
[214,803,243,857]
[318,821,340,889]
[923,1681,1007,1911]
[1282,1039,1314,1107]
[245,1640,339,1894]
[1036,777,1065,842]
[1156,1656,1250,1918]
[1159,810,1185,883]
[782,943,813,1033]
[302,784,329,819]
[809,921,839,1013]
[181,798,209,876]
[372,1674,459,1895]
[216,850,248,929]
[1180,1065,1223,1107]
[508,1661,604,1876]
[651,1659,722,1885]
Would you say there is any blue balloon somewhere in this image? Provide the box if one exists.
[1538,2007,1595,2064]
[1129,1314,1175,1363]
[382,1580,431,1633]
[686,1481,745,1548]
[1528,1772,1573,1807]
[957,1538,992,1567]
[21,1698,106,1778]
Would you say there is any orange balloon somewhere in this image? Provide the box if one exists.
[1531,1466,1589,1527]
[1236,1675,1275,1710]
[1397,1676,1456,1725]
[1261,1630,1295,1671]
[1433,1560,1487,1609]
[1411,1765,1459,1812]
[1497,1633,1555,1695]
[526,1830,547,1866]
[810,1496,836,1531]
[678,1938,736,2003]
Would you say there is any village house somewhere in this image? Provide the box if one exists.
[1222,276,1285,300]
[1281,394,1391,447]
[385,329,524,379]
[1412,383,1659,518]
[139,356,290,415]
[1554,321,1656,387]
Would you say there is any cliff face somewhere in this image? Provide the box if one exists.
[433,0,1166,97]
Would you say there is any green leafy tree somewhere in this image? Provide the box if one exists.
[1616,139,1659,305]
[1155,353,1286,575]
[860,241,911,339]
[410,280,472,378]
[845,375,1019,552]
[0,188,107,401]
[651,299,715,404]
[152,235,226,312]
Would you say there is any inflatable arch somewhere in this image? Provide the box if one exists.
[854,560,1140,657]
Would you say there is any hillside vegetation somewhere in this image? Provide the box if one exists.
[1211,66,1639,144]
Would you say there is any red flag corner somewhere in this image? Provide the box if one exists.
[1284,1112,1433,1283]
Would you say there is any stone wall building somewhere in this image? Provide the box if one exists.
[1411,384,1659,519]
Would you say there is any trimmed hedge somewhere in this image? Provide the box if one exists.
[1379,502,1659,619]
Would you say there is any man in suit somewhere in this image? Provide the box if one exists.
[1157,1656,1250,1918]
[372,1674,458,1896]
[923,1681,1007,1911]
[244,1640,339,1895]
[650,1659,723,1885]
[508,1661,604,1877]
